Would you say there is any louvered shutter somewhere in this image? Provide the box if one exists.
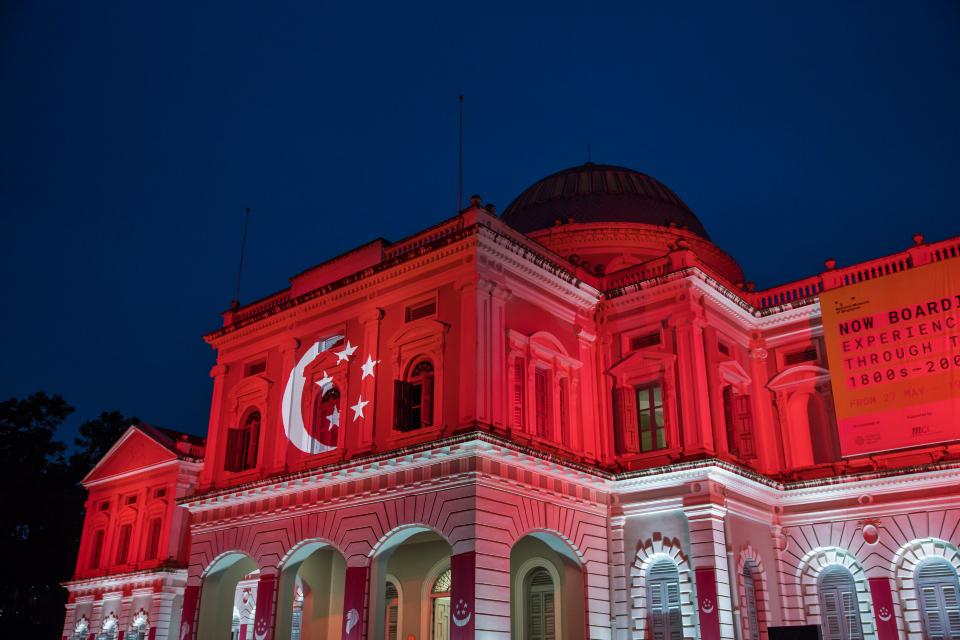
[543,591,556,640]
[648,559,682,640]
[529,591,543,640]
[735,394,756,458]
[613,387,638,454]
[421,371,434,426]
[386,600,398,640]
[743,565,760,640]
[535,368,549,437]
[225,428,241,472]
[916,558,960,639]
[818,566,863,640]
[394,380,409,430]
[513,358,525,429]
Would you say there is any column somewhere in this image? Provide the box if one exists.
[607,514,630,638]
[575,325,600,461]
[748,343,780,474]
[669,305,715,454]
[273,339,301,473]
[341,565,369,640]
[458,278,480,427]
[490,284,511,430]
[149,590,177,640]
[200,363,229,487]
[355,309,383,453]
[685,500,735,640]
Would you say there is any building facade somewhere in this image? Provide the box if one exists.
[64,163,960,640]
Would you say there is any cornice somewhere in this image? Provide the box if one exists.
[206,226,479,348]
[63,568,187,590]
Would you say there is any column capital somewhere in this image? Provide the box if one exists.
[209,363,229,379]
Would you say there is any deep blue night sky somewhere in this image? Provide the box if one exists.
[1,2,957,442]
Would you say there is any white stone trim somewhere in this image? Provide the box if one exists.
[735,545,770,640]
[512,556,565,640]
[629,534,696,640]
[795,546,876,638]
[890,537,960,640]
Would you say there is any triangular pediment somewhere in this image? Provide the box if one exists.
[83,426,179,485]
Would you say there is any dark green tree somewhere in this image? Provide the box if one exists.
[0,392,77,638]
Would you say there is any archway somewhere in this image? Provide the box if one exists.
[275,540,347,640]
[196,552,259,640]
[370,526,453,640]
[510,532,586,640]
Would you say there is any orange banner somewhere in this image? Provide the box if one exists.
[821,258,960,456]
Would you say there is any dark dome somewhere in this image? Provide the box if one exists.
[501,163,709,239]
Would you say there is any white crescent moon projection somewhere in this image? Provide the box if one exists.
[452,598,472,627]
[281,335,343,453]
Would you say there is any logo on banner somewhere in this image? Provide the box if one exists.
[452,599,472,627]
[345,608,360,635]
[280,336,378,453]
[877,605,892,622]
[179,622,190,640]
[700,596,715,614]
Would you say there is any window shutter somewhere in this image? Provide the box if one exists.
[535,368,549,438]
[819,567,864,640]
[421,371,434,426]
[648,560,681,640]
[394,380,409,429]
[512,358,525,429]
[246,422,259,469]
[528,591,543,640]
[543,591,556,640]
[224,428,240,472]
[743,565,760,640]
[558,378,570,442]
[916,558,960,638]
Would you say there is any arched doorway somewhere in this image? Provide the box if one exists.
[510,532,586,640]
[196,552,259,640]
[275,541,347,640]
[370,527,452,640]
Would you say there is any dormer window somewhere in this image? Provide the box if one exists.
[224,410,261,472]
[394,359,434,431]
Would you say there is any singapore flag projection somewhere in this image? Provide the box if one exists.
[280,335,377,454]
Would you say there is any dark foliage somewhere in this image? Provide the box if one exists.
[0,393,136,638]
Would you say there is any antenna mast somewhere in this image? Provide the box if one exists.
[457,95,464,212]
[231,207,251,310]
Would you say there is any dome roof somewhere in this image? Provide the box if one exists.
[501,163,709,239]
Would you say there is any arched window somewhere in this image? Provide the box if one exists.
[817,565,863,640]
[98,614,119,640]
[129,611,148,640]
[395,360,434,431]
[89,529,105,570]
[430,568,451,640]
[115,522,133,565]
[915,557,960,639]
[144,516,163,560]
[526,568,556,640]
[384,581,399,640]
[646,558,682,640]
[312,385,341,450]
[742,563,761,640]
[225,410,261,472]
[73,617,89,640]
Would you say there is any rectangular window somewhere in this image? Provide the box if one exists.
[244,360,266,377]
[145,517,163,560]
[90,529,105,570]
[405,299,437,323]
[124,494,138,505]
[629,331,661,351]
[534,368,550,438]
[115,523,133,565]
[636,383,666,452]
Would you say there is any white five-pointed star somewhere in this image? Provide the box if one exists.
[335,341,358,363]
[350,396,369,421]
[325,406,340,430]
[361,354,380,379]
[315,370,333,390]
